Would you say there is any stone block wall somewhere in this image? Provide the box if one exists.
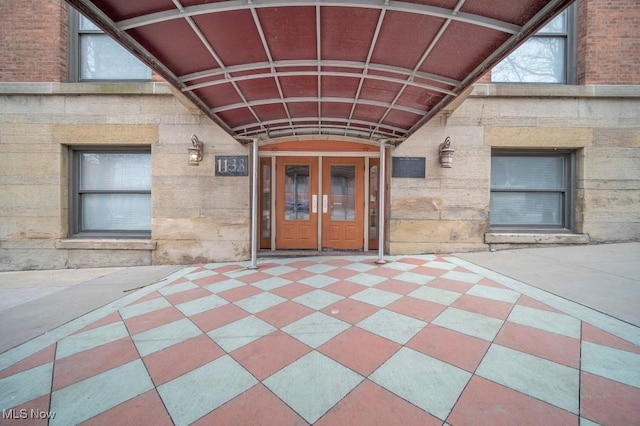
[0,83,250,270]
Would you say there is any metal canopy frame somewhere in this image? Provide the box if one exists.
[66,0,575,142]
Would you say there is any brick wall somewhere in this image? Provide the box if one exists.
[578,0,640,84]
[0,0,68,82]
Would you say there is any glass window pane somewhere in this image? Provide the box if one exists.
[79,15,101,31]
[369,165,379,239]
[80,153,151,191]
[330,165,356,221]
[491,156,564,190]
[82,193,151,231]
[539,10,567,34]
[492,37,565,83]
[262,163,271,238]
[490,192,563,226]
[284,165,309,221]
[80,34,151,80]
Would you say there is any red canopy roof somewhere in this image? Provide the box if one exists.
[66,0,574,142]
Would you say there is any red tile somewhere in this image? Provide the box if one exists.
[367,267,404,278]
[124,306,184,335]
[81,389,172,426]
[317,380,441,426]
[127,291,162,306]
[189,303,250,333]
[212,264,245,273]
[323,259,353,267]
[231,331,311,380]
[76,312,123,334]
[428,277,474,293]
[374,279,420,295]
[286,260,317,269]
[53,337,139,391]
[193,273,229,286]
[193,384,307,425]
[279,269,315,282]
[318,327,400,376]
[407,325,490,373]
[163,287,214,306]
[323,267,360,279]
[397,257,430,266]
[580,371,640,426]
[322,281,368,297]
[582,323,640,354]
[494,322,580,368]
[451,294,514,320]
[516,295,562,313]
[321,298,378,324]
[386,297,446,323]
[255,301,315,328]
[476,277,509,289]
[1,394,52,425]
[449,376,578,426]
[142,334,224,386]
[218,285,262,302]
[270,282,315,299]
[0,345,56,380]
[236,271,272,284]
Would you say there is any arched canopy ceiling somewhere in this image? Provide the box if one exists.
[66,0,574,142]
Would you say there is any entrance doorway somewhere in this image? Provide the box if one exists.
[260,153,380,251]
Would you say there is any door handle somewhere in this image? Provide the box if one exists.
[322,195,328,213]
[312,195,318,213]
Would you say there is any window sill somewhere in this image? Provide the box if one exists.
[55,239,156,251]
[485,233,589,245]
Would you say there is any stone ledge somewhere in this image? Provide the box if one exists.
[471,84,640,98]
[55,239,156,250]
[0,82,172,96]
[485,233,590,245]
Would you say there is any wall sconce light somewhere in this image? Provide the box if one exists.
[439,136,454,168]
[188,135,203,166]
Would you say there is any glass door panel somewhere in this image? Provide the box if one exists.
[330,165,356,221]
[285,165,310,221]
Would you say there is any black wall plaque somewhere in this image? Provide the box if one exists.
[215,155,249,176]
[392,156,426,178]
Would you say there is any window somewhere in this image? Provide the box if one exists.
[490,151,574,231]
[492,6,575,84]
[69,10,151,81]
[70,148,152,237]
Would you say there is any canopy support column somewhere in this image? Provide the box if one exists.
[376,139,387,264]
[249,138,259,269]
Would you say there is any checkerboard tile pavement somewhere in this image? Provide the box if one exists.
[1,255,639,425]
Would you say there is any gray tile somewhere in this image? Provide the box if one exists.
[261,265,297,276]
[159,281,199,296]
[50,360,153,426]
[158,355,257,426]
[293,289,343,310]
[175,294,228,317]
[252,276,292,291]
[424,261,457,270]
[432,308,503,341]
[0,363,53,411]
[357,309,427,345]
[303,264,337,274]
[207,316,276,352]
[234,292,286,314]
[133,318,202,356]
[476,344,579,414]
[350,288,402,307]
[56,321,129,359]
[581,341,640,388]
[442,270,482,284]
[370,347,471,420]
[282,312,350,348]
[184,270,217,281]
[343,262,377,272]
[119,297,171,320]
[298,274,339,288]
[409,286,461,305]
[381,262,417,272]
[580,418,600,426]
[205,279,245,294]
[466,285,520,303]
[394,271,435,285]
[263,351,363,424]
[346,273,388,287]
[225,268,259,278]
[508,305,581,339]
